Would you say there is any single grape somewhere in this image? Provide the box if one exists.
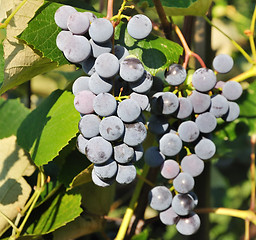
[99,116,124,141]
[93,92,117,117]
[159,207,180,226]
[209,94,229,118]
[83,12,97,23]
[72,76,90,95]
[95,53,119,78]
[195,112,217,134]
[129,71,153,93]
[213,54,234,73]
[117,99,141,123]
[88,73,113,94]
[114,45,129,62]
[85,136,113,164]
[123,122,147,146]
[94,158,117,179]
[173,172,195,194]
[67,12,90,35]
[172,193,195,216]
[188,90,211,114]
[148,186,172,211]
[127,14,152,40]
[56,30,73,51]
[222,101,240,122]
[188,192,199,206]
[176,212,200,236]
[160,159,180,179]
[119,57,145,82]
[147,115,169,136]
[165,64,187,86]
[89,39,112,58]
[178,121,200,143]
[144,146,165,167]
[76,133,88,155]
[79,114,101,139]
[91,168,113,187]
[54,5,77,30]
[192,68,216,92]
[115,163,137,185]
[222,81,243,101]
[89,18,113,43]
[63,35,91,63]
[194,138,216,160]
[159,132,183,157]
[81,56,96,76]
[174,97,193,119]
[130,92,149,111]
[113,143,134,164]
[74,90,96,114]
[181,154,204,177]
[133,144,144,162]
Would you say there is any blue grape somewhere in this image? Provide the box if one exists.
[148,186,172,211]
[195,112,217,133]
[127,14,152,40]
[82,56,96,76]
[129,71,153,93]
[89,18,114,43]
[130,92,149,111]
[56,30,73,51]
[176,212,200,236]
[123,122,147,146]
[85,136,113,164]
[165,64,187,86]
[188,90,211,114]
[113,143,134,164]
[117,99,141,123]
[144,146,165,167]
[159,133,183,157]
[83,12,97,23]
[119,57,145,82]
[209,94,229,118]
[181,154,204,177]
[147,115,169,136]
[89,39,112,58]
[160,159,180,179]
[174,97,193,119]
[74,90,96,114]
[114,45,129,62]
[94,158,117,179]
[192,68,216,92]
[95,53,119,78]
[54,5,77,30]
[93,92,117,117]
[173,172,195,194]
[91,168,113,187]
[115,163,137,185]
[99,116,124,141]
[159,207,180,226]
[79,114,101,139]
[88,73,113,94]
[72,76,90,95]
[222,101,240,122]
[222,81,243,101]
[177,121,200,143]
[133,144,144,162]
[76,133,88,155]
[172,193,195,216]
[195,138,216,160]
[67,12,90,35]
[213,54,234,73]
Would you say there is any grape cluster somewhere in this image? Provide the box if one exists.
[54,5,153,187]
[147,54,242,235]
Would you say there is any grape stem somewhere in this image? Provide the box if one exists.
[115,164,150,240]
[0,0,29,29]
[203,16,255,65]
[106,0,114,20]
[249,5,256,61]
[228,66,256,82]
[172,24,206,69]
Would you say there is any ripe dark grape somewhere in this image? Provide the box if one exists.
[175,97,193,119]
[165,64,187,86]
[176,212,200,236]
[130,92,149,111]
[117,99,141,123]
[177,121,200,143]
[72,76,90,95]
[195,138,216,160]
[89,39,112,58]
[74,90,96,114]
[222,81,243,101]
[172,193,195,216]
[79,114,101,139]
[222,101,240,122]
[213,54,234,73]
[148,186,172,211]
[67,12,90,35]
[76,133,88,155]
[94,158,117,179]
[93,92,117,117]
[195,112,217,133]
[160,159,180,179]
[82,57,96,76]
[115,163,137,185]
[144,146,165,167]
[147,115,169,136]
[123,122,147,147]
[56,30,73,51]
[209,94,229,118]
[129,71,153,93]
[88,73,113,94]
[54,5,77,30]
[91,168,113,187]
[113,143,134,164]
[95,53,119,78]
[159,207,180,226]
[180,154,204,177]
[173,172,195,194]
[188,90,211,113]
[192,68,216,92]
[114,45,129,62]
[159,132,183,157]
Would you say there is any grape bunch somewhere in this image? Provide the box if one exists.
[54,5,153,187]
[147,54,242,235]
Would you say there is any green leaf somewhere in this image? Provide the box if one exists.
[131,229,149,240]
[25,191,83,235]
[138,0,212,16]
[17,90,80,166]
[19,1,102,66]
[115,22,183,75]
[0,98,30,139]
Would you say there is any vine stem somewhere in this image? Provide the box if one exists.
[203,16,255,65]
[228,66,256,82]
[0,0,28,29]
[106,0,114,20]
[245,219,250,240]
[152,0,172,40]
[173,24,206,69]
[249,5,256,61]
[115,164,150,240]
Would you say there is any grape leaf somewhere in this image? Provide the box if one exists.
[17,90,80,166]
[25,190,83,235]
[0,136,36,237]
[138,0,212,16]
[0,98,30,139]
[115,22,183,75]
